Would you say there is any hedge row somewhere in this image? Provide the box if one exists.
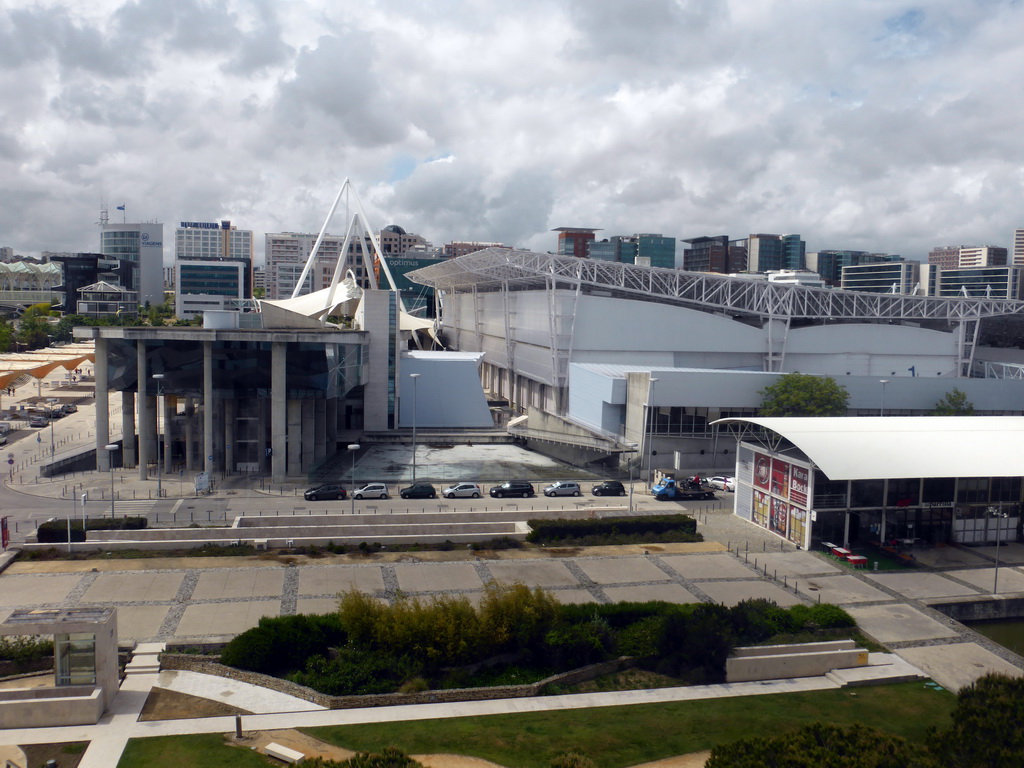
[526,514,698,543]
[36,516,148,543]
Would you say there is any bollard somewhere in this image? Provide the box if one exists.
[763,541,766,551]
[235,714,243,739]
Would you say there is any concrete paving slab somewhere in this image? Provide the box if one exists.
[912,546,989,568]
[156,669,326,713]
[748,551,841,578]
[295,597,348,615]
[699,580,802,607]
[659,553,756,580]
[485,560,581,588]
[865,571,982,599]
[603,583,700,604]
[191,569,285,599]
[394,562,483,592]
[846,603,959,644]
[0,573,82,606]
[962,542,1024,565]
[116,605,171,641]
[944,566,1024,594]
[549,589,598,605]
[896,642,1024,692]
[81,571,184,602]
[574,557,672,585]
[801,575,895,605]
[297,565,386,596]
[176,600,280,637]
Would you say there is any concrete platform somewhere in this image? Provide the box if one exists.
[156,669,325,713]
[896,642,1024,692]
[0,574,82,606]
[699,580,803,607]
[394,562,483,592]
[912,546,990,568]
[191,569,285,600]
[944,566,1024,594]
[82,572,184,602]
[485,560,581,588]
[746,551,842,578]
[297,565,387,596]
[800,575,896,605]
[864,571,982,599]
[846,603,960,644]
[573,556,673,585]
[175,601,280,638]
[602,583,701,604]
[659,553,757,580]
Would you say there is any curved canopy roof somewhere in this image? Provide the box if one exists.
[0,342,95,390]
[712,416,1024,480]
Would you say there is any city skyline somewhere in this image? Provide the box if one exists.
[2,1,1023,264]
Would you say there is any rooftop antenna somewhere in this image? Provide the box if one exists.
[98,204,109,227]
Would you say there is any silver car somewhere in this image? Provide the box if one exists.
[443,482,482,499]
[353,483,389,500]
[543,481,581,497]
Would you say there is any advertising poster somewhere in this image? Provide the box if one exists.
[771,458,790,498]
[787,507,806,546]
[752,491,769,527]
[769,497,789,537]
[789,465,809,507]
[754,453,771,490]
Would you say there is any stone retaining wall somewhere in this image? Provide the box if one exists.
[926,595,1024,622]
[160,654,634,709]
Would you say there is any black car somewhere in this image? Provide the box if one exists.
[490,480,534,498]
[592,480,626,497]
[304,484,346,501]
[400,483,437,499]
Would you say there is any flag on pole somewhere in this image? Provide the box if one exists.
[116,204,125,210]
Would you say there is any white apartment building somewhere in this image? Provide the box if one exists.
[175,220,253,261]
[99,222,164,307]
[958,246,1007,268]
[1013,229,1024,266]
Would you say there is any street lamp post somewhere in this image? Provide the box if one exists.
[153,374,164,499]
[990,506,1009,594]
[348,443,360,515]
[105,444,119,518]
[644,377,659,487]
[879,379,889,417]
[409,373,421,483]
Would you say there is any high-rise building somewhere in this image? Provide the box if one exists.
[553,227,599,258]
[746,234,805,273]
[682,236,730,273]
[841,261,921,294]
[265,227,428,300]
[589,234,676,268]
[957,246,1007,268]
[927,265,1024,299]
[807,251,903,286]
[1013,229,1024,265]
[927,245,960,271]
[175,220,253,262]
[99,222,164,307]
[173,220,254,318]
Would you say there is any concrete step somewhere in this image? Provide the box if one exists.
[826,653,928,688]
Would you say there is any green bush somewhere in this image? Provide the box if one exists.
[306,748,423,768]
[615,615,664,659]
[556,600,679,629]
[36,515,148,543]
[291,647,421,696]
[526,515,698,543]
[220,613,345,675]
[653,603,734,683]
[0,635,53,664]
[551,753,597,768]
[544,619,614,668]
[730,598,797,644]
[478,581,561,654]
[806,603,855,629]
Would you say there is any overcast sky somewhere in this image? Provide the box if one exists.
[3,0,1024,265]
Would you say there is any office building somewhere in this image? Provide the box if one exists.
[443,241,510,258]
[841,261,921,294]
[175,221,253,262]
[175,259,251,318]
[589,234,676,268]
[682,236,730,273]
[927,265,1024,300]
[100,222,164,307]
[746,234,805,273]
[48,253,101,313]
[1014,229,1024,265]
[929,245,1007,270]
[553,228,599,258]
[806,250,903,286]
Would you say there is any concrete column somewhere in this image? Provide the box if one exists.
[137,342,151,480]
[287,400,302,477]
[301,399,316,472]
[121,391,136,467]
[271,341,287,483]
[314,399,326,465]
[164,395,175,474]
[223,397,235,474]
[183,397,195,470]
[95,337,110,471]
[325,397,338,455]
[203,340,213,474]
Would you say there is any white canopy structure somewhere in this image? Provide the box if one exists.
[713,416,1024,480]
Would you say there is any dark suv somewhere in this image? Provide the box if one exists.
[304,484,346,501]
[591,480,626,497]
[399,483,437,499]
[490,480,534,498]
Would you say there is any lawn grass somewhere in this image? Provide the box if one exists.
[300,682,955,768]
[115,683,956,768]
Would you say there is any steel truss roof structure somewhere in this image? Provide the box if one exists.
[408,248,1024,323]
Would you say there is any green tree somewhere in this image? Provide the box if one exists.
[932,388,975,416]
[706,722,935,768]
[759,373,849,417]
[928,674,1024,767]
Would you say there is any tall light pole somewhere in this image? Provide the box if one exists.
[644,377,659,487]
[879,379,889,417]
[409,373,421,483]
[990,506,1009,594]
[105,444,119,518]
[348,443,360,515]
[153,374,164,498]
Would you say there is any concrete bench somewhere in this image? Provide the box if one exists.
[265,742,305,764]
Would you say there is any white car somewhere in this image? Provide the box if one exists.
[353,483,389,499]
[708,476,735,492]
[443,482,482,499]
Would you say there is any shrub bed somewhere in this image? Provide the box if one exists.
[219,587,855,697]
[526,515,699,545]
[36,516,148,543]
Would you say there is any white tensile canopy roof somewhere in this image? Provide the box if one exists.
[712,416,1024,480]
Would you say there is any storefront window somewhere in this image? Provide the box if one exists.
[957,478,989,504]
[922,477,956,504]
[850,479,884,508]
[886,478,919,508]
[813,472,847,508]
